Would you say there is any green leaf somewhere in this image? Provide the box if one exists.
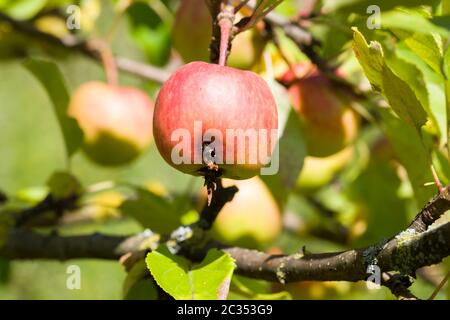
[381,65,428,130]
[383,55,437,132]
[260,80,305,208]
[120,188,180,234]
[146,246,236,300]
[47,171,83,200]
[0,257,10,284]
[126,2,172,66]
[395,42,447,145]
[325,0,438,13]
[23,59,83,159]
[442,0,450,14]
[123,259,157,300]
[432,149,450,185]
[431,15,450,29]
[346,145,410,244]
[404,33,443,75]
[381,10,449,36]
[230,275,292,300]
[445,80,450,158]
[379,109,435,208]
[0,0,48,20]
[15,186,48,204]
[352,28,384,92]
[442,47,450,157]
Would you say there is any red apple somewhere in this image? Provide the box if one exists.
[281,63,359,158]
[68,82,154,166]
[153,62,278,179]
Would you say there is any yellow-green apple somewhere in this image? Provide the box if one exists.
[153,61,278,179]
[227,27,267,70]
[172,0,266,70]
[211,177,282,248]
[68,82,154,166]
[172,0,211,63]
[280,63,359,158]
[296,147,353,192]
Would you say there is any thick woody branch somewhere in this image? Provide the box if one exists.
[0,11,170,83]
[2,184,450,286]
[1,219,449,285]
[0,229,143,260]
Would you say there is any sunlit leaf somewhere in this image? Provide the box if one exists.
[146,246,235,300]
[352,28,384,92]
[120,188,180,234]
[379,109,435,208]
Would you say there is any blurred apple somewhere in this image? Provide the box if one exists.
[68,82,154,166]
[172,0,266,69]
[280,63,360,158]
[202,177,282,248]
[35,16,69,38]
[280,281,351,300]
[172,0,211,63]
[296,147,353,192]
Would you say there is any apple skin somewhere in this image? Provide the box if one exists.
[296,147,353,192]
[172,0,266,70]
[153,61,278,179]
[211,178,282,248]
[282,63,359,158]
[68,82,154,166]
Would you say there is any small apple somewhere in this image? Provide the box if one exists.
[153,61,278,180]
[227,27,267,70]
[68,81,154,166]
[172,0,211,63]
[172,0,266,70]
[281,63,359,158]
[211,177,282,248]
[296,147,353,192]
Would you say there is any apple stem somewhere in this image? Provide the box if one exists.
[89,39,119,86]
[217,7,235,67]
[431,164,444,193]
[100,45,119,86]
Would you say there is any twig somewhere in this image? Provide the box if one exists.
[206,0,226,64]
[234,0,250,13]
[382,273,419,300]
[428,270,450,300]
[408,185,450,233]
[14,194,79,228]
[0,12,171,83]
[198,181,238,230]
